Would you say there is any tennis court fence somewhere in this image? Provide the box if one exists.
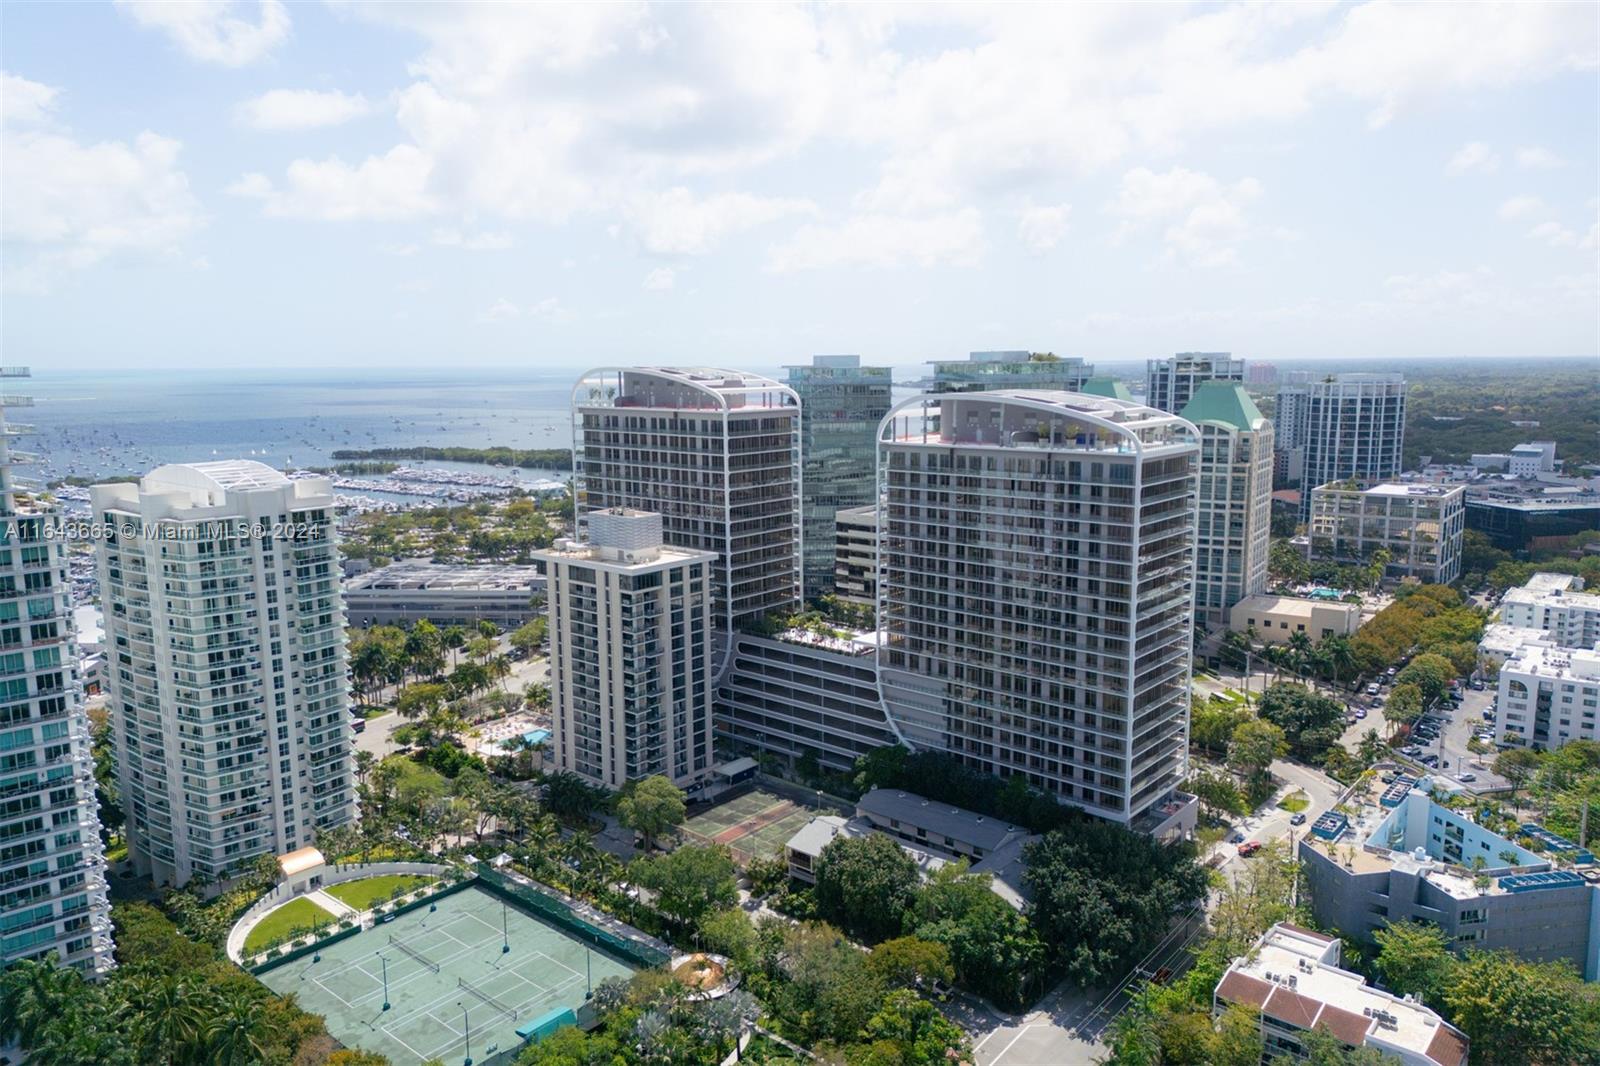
[474,864,671,969]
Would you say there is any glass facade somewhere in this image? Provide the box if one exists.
[785,356,892,601]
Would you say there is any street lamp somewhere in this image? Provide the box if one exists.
[378,952,390,1012]
[460,1003,472,1066]
[502,901,510,954]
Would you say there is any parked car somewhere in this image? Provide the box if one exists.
[1459,773,1477,782]
[1290,813,1307,826]
[1238,841,1263,856]
[1366,683,1381,696]
[1482,710,1496,720]
[1471,678,1486,690]
[1355,708,1368,719]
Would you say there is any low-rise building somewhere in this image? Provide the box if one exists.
[1214,923,1468,1066]
[1298,773,1600,980]
[1477,623,1553,669]
[1464,484,1600,553]
[784,788,1039,909]
[1229,594,1362,644]
[1307,481,1465,585]
[832,504,878,608]
[343,560,546,628]
[1498,573,1600,649]
[1496,643,1600,750]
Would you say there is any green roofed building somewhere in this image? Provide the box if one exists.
[1180,382,1273,627]
[1080,377,1132,401]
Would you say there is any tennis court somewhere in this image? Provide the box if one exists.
[681,788,819,862]
[258,884,634,1065]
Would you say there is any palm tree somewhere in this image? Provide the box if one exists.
[204,987,267,1066]
[0,960,80,1048]
[133,976,210,1065]
[1286,630,1314,678]
[354,749,376,788]
[1357,729,1387,766]
[442,624,467,666]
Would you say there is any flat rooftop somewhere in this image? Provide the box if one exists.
[1220,924,1467,1066]
[1502,642,1600,683]
[774,625,883,657]
[1326,774,1550,897]
[856,787,1028,852]
[347,560,545,591]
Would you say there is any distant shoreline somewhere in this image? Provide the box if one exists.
[330,445,574,471]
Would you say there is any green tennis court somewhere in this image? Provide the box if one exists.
[681,789,819,861]
[258,884,635,1065]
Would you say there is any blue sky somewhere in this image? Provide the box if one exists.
[3,1,1596,371]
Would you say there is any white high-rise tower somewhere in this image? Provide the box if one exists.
[92,462,356,888]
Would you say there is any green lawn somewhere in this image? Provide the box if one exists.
[1277,791,1310,813]
[322,874,435,912]
[244,896,335,955]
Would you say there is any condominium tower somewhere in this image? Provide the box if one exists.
[784,356,892,601]
[1145,352,1245,414]
[1278,373,1407,515]
[0,369,113,975]
[876,391,1200,826]
[572,368,801,642]
[1179,383,1273,627]
[92,462,356,888]
[930,351,1092,393]
[535,509,715,788]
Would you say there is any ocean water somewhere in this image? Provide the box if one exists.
[24,368,589,482]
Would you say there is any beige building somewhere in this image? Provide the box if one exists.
[1229,594,1360,644]
[1179,382,1273,627]
[534,509,716,790]
[1215,923,1467,1066]
[1307,481,1465,585]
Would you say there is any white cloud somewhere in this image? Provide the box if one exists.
[1444,141,1498,176]
[1107,167,1262,267]
[2,72,59,125]
[227,145,436,220]
[1497,195,1544,221]
[477,296,569,323]
[220,3,1593,276]
[377,242,419,256]
[432,227,512,250]
[237,89,372,131]
[767,209,984,271]
[1527,221,1577,247]
[643,267,676,291]
[1017,202,1071,253]
[2,73,202,290]
[626,188,816,256]
[116,0,289,67]
[1515,145,1563,169]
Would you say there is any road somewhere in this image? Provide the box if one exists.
[973,759,1343,1065]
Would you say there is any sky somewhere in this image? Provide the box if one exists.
[2,1,1597,372]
